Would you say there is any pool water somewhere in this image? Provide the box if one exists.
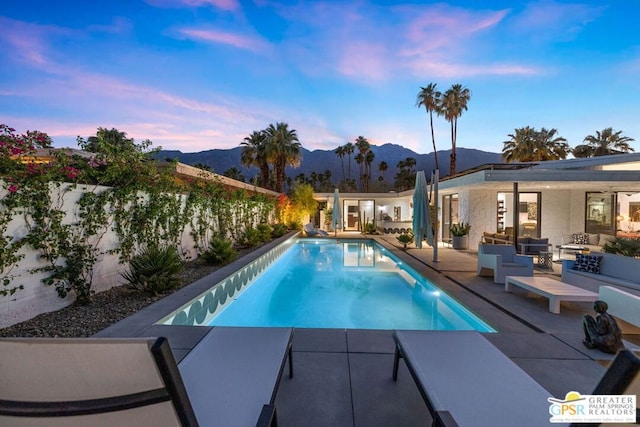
[204,239,494,331]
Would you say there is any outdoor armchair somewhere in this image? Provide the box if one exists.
[477,243,533,284]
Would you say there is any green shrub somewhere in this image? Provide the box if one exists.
[121,245,184,294]
[363,222,377,234]
[271,223,288,238]
[202,236,237,265]
[288,220,302,231]
[256,223,272,243]
[238,226,262,248]
[602,237,640,257]
[396,231,414,249]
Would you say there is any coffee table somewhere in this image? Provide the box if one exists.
[504,276,598,313]
[555,244,587,260]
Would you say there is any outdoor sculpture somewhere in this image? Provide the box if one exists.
[582,300,625,354]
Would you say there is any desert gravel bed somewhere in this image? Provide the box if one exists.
[0,258,238,338]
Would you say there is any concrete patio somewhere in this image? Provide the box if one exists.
[96,232,640,426]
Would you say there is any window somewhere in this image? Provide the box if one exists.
[585,192,615,235]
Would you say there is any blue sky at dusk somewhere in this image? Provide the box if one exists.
[2,0,639,155]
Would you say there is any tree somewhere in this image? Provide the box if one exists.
[416,83,441,171]
[241,131,270,189]
[264,122,302,193]
[223,167,245,182]
[192,162,211,171]
[335,145,346,181]
[83,128,138,155]
[440,84,471,175]
[344,142,354,180]
[502,126,570,162]
[378,160,388,182]
[354,136,372,192]
[573,128,635,158]
[394,157,417,191]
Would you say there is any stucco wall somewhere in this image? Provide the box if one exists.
[0,184,199,328]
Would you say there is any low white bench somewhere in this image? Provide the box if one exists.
[599,286,640,328]
[505,276,598,313]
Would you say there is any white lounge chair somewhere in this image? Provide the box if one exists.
[477,243,533,284]
[304,222,329,237]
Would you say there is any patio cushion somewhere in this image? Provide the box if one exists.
[573,233,589,245]
[573,254,602,274]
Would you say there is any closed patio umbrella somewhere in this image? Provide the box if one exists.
[412,171,433,248]
[332,188,342,236]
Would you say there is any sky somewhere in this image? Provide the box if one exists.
[2,0,640,156]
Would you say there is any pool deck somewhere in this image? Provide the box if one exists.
[95,232,640,426]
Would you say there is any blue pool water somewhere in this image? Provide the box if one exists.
[191,239,494,331]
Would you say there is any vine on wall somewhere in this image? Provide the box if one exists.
[0,124,277,304]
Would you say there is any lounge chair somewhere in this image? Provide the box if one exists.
[304,222,329,237]
[392,331,640,427]
[0,336,199,426]
[391,330,554,426]
[178,327,293,427]
[477,243,533,284]
[0,327,294,427]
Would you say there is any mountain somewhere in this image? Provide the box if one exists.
[155,144,502,186]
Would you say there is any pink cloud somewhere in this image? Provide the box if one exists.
[177,28,271,53]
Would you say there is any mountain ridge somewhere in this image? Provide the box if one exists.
[155,143,502,185]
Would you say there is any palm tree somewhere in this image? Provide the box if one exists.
[264,122,302,193]
[344,142,355,180]
[440,84,471,175]
[223,167,245,182]
[416,83,441,171]
[192,162,211,171]
[574,128,636,157]
[364,150,375,192]
[502,126,570,162]
[335,145,346,181]
[378,160,388,182]
[354,136,370,191]
[241,130,270,189]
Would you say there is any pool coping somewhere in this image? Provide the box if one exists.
[93,232,300,356]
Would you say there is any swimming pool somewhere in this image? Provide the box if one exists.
[159,238,494,331]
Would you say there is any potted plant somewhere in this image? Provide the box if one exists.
[450,222,471,250]
[396,230,414,250]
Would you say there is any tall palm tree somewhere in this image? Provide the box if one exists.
[574,128,636,157]
[354,136,370,191]
[335,145,346,181]
[241,130,270,189]
[344,142,355,180]
[377,160,388,183]
[416,83,441,171]
[502,126,570,162]
[440,84,471,175]
[364,150,375,192]
[264,122,302,193]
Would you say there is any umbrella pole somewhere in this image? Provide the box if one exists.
[433,169,439,263]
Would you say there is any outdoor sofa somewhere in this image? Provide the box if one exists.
[561,232,616,253]
[477,243,534,284]
[561,252,640,293]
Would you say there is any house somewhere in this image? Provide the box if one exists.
[314,153,640,249]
